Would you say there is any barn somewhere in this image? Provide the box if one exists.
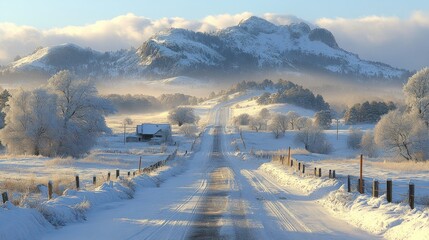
[128,123,172,143]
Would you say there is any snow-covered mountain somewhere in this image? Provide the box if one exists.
[0,16,409,81]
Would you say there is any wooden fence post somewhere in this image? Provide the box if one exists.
[139,156,142,173]
[347,175,351,192]
[314,167,317,176]
[358,179,365,194]
[409,183,415,209]
[133,171,136,177]
[359,154,363,194]
[93,176,96,185]
[128,171,130,177]
[288,147,291,166]
[329,170,332,178]
[291,159,293,167]
[2,192,8,203]
[332,170,336,179]
[116,169,120,179]
[318,168,322,177]
[302,164,305,174]
[298,162,301,171]
[373,180,379,198]
[107,172,111,181]
[75,175,80,190]
[387,179,392,203]
[48,181,53,200]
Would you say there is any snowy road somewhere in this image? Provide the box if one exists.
[42,103,379,240]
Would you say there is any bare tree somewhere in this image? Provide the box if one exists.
[270,114,288,133]
[285,111,300,130]
[295,116,312,130]
[374,110,429,161]
[249,117,266,132]
[123,117,133,144]
[168,107,199,126]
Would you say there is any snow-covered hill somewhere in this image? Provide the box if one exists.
[1,16,409,81]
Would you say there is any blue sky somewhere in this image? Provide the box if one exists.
[1,0,428,28]
[0,1,428,70]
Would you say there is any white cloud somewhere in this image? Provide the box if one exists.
[316,11,429,71]
[0,12,427,71]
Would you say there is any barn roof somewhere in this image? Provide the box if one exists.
[137,123,171,135]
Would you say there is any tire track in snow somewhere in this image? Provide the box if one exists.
[241,169,312,233]
[125,175,209,240]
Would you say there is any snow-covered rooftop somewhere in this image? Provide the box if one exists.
[137,123,171,135]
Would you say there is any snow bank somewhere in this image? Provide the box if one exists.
[260,161,429,240]
[0,202,51,240]
[39,180,134,226]
[321,187,429,239]
[260,162,339,196]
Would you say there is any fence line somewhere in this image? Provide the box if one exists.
[0,148,179,204]
[270,148,424,209]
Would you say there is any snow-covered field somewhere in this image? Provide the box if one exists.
[0,89,428,240]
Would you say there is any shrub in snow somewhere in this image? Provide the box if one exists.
[360,131,378,158]
[168,107,199,126]
[347,128,363,150]
[233,113,251,126]
[403,67,429,127]
[314,110,332,129]
[374,110,429,161]
[295,125,332,154]
[180,123,198,137]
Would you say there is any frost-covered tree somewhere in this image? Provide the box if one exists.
[374,110,429,161]
[0,89,10,128]
[295,116,313,130]
[286,111,300,130]
[361,131,378,158]
[180,124,198,137]
[249,117,266,132]
[233,113,251,126]
[259,108,270,119]
[47,70,115,157]
[403,67,429,127]
[0,89,60,156]
[314,110,332,129]
[168,107,199,126]
[295,125,332,154]
[270,114,288,133]
[347,128,363,150]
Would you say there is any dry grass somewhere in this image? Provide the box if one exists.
[368,159,429,172]
[0,174,76,206]
[44,157,74,167]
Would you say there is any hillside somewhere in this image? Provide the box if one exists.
[0,16,409,81]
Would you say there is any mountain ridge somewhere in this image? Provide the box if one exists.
[0,16,410,81]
